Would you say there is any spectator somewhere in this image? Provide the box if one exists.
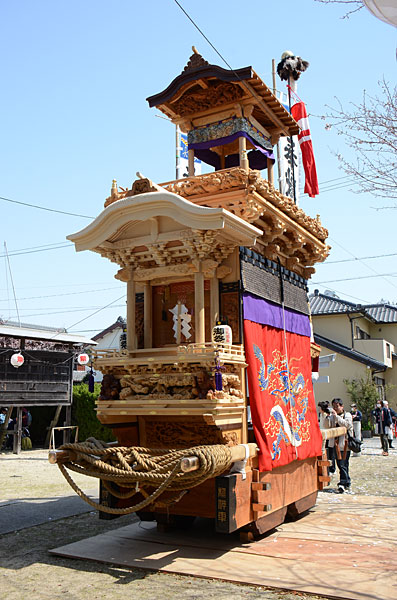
[382,401,394,450]
[373,400,392,456]
[350,403,362,442]
[322,398,353,494]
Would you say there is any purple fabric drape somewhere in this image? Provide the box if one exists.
[243,292,311,337]
[190,131,274,171]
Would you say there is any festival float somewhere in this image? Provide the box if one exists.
[50,50,342,540]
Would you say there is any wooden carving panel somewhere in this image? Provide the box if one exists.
[136,301,144,349]
[142,419,241,448]
[172,82,245,116]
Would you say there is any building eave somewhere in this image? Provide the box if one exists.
[314,333,387,371]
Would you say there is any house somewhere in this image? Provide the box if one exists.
[309,290,397,411]
[91,316,126,351]
[0,319,95,452]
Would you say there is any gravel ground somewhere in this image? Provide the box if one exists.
[0,436,395,600]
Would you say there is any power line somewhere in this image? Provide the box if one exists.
[0,286,124,303]
[0,195,94,219]
[307,283,370,304]
[3,304,126,320]
[0,243,72,258]
[324,251,397,265]
[313,272,397,284]
[173,1,234,70]
[328,236,397,292]
[65,295,127,332]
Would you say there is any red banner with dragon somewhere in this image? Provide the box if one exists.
[244,320,322,472]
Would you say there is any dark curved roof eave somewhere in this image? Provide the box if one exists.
[147,65,254,107]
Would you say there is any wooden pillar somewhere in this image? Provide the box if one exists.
[127,275,136,351]
[239,136,249,170]
[63,405,72,445]
[188,149,195,176]
[194,267,205,345]
[210,275,219,328]
[144,281,152,348]
[13,407,22,455]
[267,156,274,186]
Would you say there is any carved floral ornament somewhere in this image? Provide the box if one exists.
[97,231,237,275]
[164,168,328,242]
[104,170,328,243]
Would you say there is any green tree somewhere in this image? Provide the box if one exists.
[72,383,115,443]
[344,372,380,430]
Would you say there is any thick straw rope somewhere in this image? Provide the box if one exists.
[57,438,233,515]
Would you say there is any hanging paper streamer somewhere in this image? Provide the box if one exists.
[214,355,225,391]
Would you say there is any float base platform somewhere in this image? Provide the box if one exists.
[50,493,397,600]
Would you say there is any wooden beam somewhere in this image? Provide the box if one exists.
[241,81,290,136]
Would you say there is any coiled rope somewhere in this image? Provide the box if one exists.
[57,438,233,515]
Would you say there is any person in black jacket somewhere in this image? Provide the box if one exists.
[350,403,362,443]
[373,401,392,456]
[383,401,395,449]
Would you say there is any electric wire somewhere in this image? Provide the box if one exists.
[324,252,397,265]
[4,304,126,320]
[4,242,20,326]
[313,272,397,285]
[307,284,370,304]
[0,286,124,303]
[327,236,397,291]
[0,195,94,219]
[0,243,72,258]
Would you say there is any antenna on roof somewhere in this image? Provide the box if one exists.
[4,241,21,327]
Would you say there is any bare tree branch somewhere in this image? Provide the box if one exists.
[323,79,397,200]
[314,0,364,19]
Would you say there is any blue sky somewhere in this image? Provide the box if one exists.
[1,0,396,336]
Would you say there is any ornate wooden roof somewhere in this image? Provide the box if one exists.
[67,189,262,281]
[146,51,299,138]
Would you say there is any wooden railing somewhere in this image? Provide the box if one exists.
[92,343,246,366]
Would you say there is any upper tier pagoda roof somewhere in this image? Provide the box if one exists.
[146,51,299,138]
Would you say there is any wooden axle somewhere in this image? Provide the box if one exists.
[180,443,258,472]
[320,427,347,441]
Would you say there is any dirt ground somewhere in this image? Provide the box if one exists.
[0,437,396,600]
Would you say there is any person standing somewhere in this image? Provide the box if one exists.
[350,403,362,439]
[373,400,392,456]
[322,398,353,493]
[382,401,394,450]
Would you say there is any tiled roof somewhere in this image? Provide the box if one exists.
[310,291,397,323]
[314,333,387,371]
[309,293,362,315]
[365,305,397,323]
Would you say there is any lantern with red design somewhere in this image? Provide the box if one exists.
[10,353,24,368]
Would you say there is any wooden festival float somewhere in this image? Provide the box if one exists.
[51,51,344,540]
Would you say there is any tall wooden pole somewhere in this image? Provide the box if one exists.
[176,125,181,180]
[272,58,282,192]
